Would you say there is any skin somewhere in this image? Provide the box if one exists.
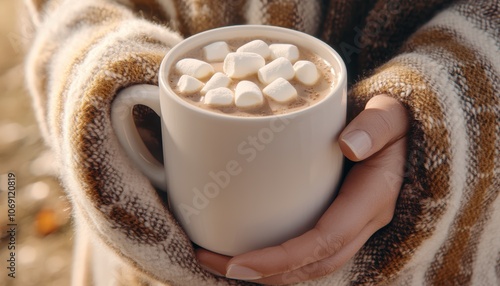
[196,95,410,284]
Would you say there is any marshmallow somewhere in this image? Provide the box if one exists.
[235,80,264,108]
[203,41,231,62]
[269,44,299,62]
[175,58,214,79]
[263,78,298,103]
[177,75,204,94]
[201,72,231,94]
[257,57,294,85]
[223,52,265,79]
[236,40,271,59]
[293,60,320,86]
[204,87,234,106]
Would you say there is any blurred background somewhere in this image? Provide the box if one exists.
[0,1,73,285]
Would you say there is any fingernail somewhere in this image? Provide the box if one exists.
[226,264,262,280]
[200,264,223,277]
[341,130,372,158]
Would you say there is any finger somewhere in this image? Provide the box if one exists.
[224,139,406,281]
[196,249,231,277]
[252,222,380,285]
[266,138,406,285]
[339,95,409,161]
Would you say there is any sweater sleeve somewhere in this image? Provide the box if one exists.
[23,1,250,285]
[333,1,499,285]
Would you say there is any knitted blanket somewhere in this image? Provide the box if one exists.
[23,0,499,285]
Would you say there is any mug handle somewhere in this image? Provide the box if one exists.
[111,84,167,190]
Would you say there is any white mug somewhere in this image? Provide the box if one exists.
[111,25,347,256]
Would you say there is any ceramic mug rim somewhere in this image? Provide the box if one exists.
[159,25,347,121]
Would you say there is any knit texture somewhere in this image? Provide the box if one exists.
[23,0,499,285]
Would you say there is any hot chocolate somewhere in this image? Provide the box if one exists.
[113,25,347,256]
[168,38,337,117]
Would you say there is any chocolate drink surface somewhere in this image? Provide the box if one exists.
[168,38,337,117]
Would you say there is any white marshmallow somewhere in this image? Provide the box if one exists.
[263,78,298,103]
[204,87,234,106]
[203,41,231,62]
[175,58,214,79]
[177,75,204,94]
[236,40,271,59]
[201,72,231,94]
[223,52,265,79]
[293,60,320,86]
[269,44,299,62]
[235,80,264,108]
[257,57,294,85]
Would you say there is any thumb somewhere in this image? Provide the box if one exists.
[339,95,409,161]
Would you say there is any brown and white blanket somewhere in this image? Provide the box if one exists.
[23,0,499,285]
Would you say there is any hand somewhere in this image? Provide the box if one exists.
[196,95,409,284]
